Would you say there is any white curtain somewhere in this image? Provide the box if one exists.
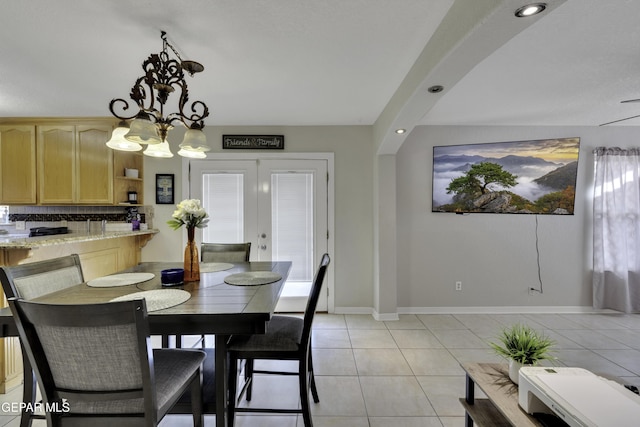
[593,147,640,313]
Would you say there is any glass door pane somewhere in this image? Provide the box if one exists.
[271,172,314,282]
[202,173,244,243]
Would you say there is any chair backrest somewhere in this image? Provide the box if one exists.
[201,242,251,263]
[8,298,157,421]
[0,254,84,300]
[300,253,330,348]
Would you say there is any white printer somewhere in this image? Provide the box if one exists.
[518,366,640,427]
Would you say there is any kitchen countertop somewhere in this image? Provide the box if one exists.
[0,229,158,249]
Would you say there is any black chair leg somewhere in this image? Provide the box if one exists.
[21,350,37,427]
[227,355,238,427]
[190,369,204,427]
[299,358,313,427]
[308,351,319,403]
[245,359,254,401]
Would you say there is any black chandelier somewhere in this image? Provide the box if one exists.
[107,31,210,158]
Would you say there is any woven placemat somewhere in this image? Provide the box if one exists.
[87,273,155,288]
[200,262,234,273]
[110,289,190,312]
[224,271,282,286]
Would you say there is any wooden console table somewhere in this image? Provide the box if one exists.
[460,363,545,427]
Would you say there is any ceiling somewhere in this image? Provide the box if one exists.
[1,0,640,144]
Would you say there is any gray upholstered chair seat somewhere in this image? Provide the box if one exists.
[228,316,303,352]
[68,349,206,415]
[154,349,207,415]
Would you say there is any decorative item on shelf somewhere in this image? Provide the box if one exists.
[127,188,138,204]
[489,323,555,384]
[107,31,210,158]
[167,199,209,282]
[125,168,139,179]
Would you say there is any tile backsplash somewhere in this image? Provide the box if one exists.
[2,205,151,233]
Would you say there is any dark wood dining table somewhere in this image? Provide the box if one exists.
[0,260,291,427]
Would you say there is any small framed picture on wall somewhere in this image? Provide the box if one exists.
[156,174,175,205]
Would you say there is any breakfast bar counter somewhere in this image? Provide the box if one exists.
[0,229,158,249]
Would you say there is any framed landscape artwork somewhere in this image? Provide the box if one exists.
[432,137,580,214]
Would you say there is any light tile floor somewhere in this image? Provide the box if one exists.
[1,312,640,426]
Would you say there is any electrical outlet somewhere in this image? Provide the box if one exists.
[455,281,462,291]
[15,221,26,230]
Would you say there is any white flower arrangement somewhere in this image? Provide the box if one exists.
[167,199,209,230]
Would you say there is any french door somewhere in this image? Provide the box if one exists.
[190,157,329,312]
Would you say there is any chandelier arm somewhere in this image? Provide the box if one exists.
[109,98,140,121]
[175,80,209,127]
[180,100,209,128]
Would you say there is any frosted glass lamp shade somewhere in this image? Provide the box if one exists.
[143,141,174,158]
[106,124,142,151]
[125,117,162,145]
[179,128,210,152]
[178,148,206,158]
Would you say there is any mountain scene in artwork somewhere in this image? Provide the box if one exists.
[432,138,580,214]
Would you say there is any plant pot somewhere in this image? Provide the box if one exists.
[508,359,530,384]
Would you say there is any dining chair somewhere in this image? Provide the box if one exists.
[0,254,85,427]
[200,242,251,263]
[170,242,252,349]
[226,253,330,427]
[8,297,206,427]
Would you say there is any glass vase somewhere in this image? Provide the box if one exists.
[184,226,200,282]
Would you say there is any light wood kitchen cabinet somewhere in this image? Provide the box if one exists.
[37,124,113,204]
[0,118,143,206]
[77,125,113,204]
[37,125,75,203]
[0,125,37,204]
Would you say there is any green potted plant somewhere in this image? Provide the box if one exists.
[489,323,555,384]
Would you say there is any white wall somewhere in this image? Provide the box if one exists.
[140,123,640,313]
[141,125,375,310]
[396,125,640,311]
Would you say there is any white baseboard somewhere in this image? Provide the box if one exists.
[333,306,373,315]
[372,312,400,321]
[397,306,619,314]
[332,307,399,321]
[331,306,619,316]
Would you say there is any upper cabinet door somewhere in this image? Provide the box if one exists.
[76,125,113,204]
[37,125,76,204]
[0,125,37,204]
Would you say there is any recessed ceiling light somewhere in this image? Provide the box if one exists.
[395,129,406,134]
[515,3,546,17]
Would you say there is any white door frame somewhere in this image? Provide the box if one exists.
[182,152,335,313]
